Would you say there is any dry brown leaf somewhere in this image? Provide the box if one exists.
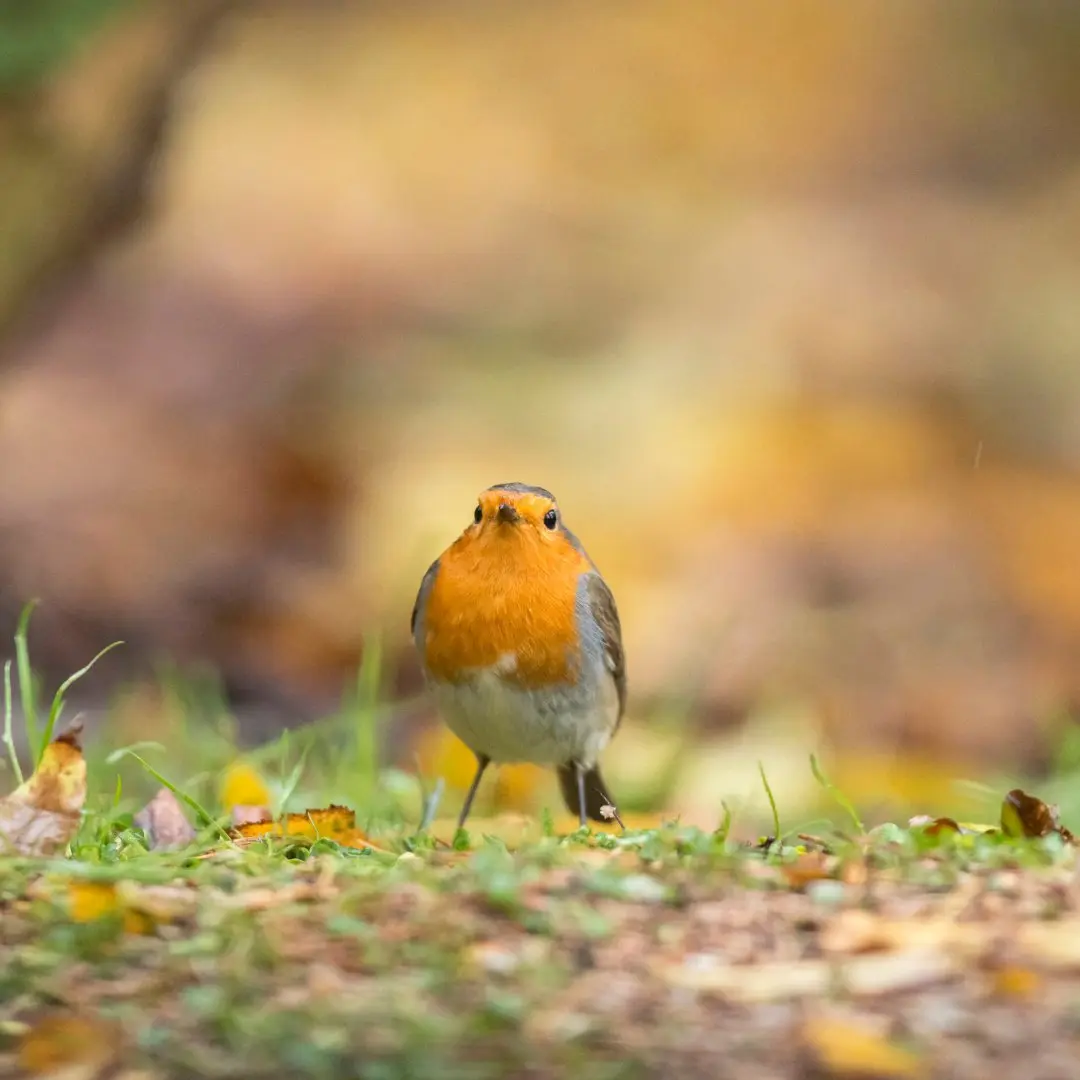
[781,850,833,889]
[133,788,195,850]
[18,1013,119,1075]
[227,804,386,853]
[1000,788,1076,844]
[909,815,962,837]
[0,723,86,856]
[803,1016,924,1078]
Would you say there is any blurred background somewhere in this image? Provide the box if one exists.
[4,0,1080,831]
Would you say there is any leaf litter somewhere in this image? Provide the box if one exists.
[0,721,86,856]
[5,740,1080,1078]
[133,787,196,851]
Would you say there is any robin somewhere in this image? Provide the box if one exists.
[411,482,626,831]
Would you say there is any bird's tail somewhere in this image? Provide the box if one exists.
[557,763,622,826]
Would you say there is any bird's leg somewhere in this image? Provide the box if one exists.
[576,763,588,829]
[457,753,491,831]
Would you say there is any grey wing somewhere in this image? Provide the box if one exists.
[410,558,440,649]
[585,572,627,722]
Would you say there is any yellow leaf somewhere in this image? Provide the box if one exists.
[68,881,120,923]
[228,804,384,852]
[991,964,1042,999]
[804,1017,924,1078]
[67,881,156,935]
[18,1013,119,1075]
[0,722,86,856]
[219,761,272,811]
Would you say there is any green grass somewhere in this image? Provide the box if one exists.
[4,613,1080,1078]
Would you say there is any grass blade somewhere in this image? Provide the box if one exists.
[758,761,781,844]
[716,799,733,842]
[419,776,445,833]
[278,743,312,814]
[2,659,22,783]
[353,634,383,801]
[14,599,40,760]
[38,640,124,762]
[810,753,864,834]
[112,748,227,840]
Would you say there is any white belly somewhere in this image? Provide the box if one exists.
[428,662,619,767]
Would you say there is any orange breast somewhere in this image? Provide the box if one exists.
[421,529,590,690]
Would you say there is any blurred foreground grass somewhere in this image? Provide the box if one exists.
[4,616,1080,1078]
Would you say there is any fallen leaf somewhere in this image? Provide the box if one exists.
[219,761,272,811]
[782,850,833,889]
[228,805,384,852]
[1001,788,1076,843]
[0,722,86,856]
[67,882,155,936]
[803,1016,924,1078]
[909,815,961,837]
[989,964,1042,999]
[67,882,122,923]
[18,1013,119,1075]
[133,788,195,850]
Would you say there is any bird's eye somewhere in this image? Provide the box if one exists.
[473,505,483,524]
[543,509,558,530]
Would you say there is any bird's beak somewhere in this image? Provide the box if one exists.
[496,502,520,524]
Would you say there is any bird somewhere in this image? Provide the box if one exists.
[411,482,626,831]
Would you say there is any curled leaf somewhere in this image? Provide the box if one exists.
[0,722,86,856]
[909,815,961,837]
[228,804,384,852]
[134,787,196,850]
[1001,789,1076,844]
